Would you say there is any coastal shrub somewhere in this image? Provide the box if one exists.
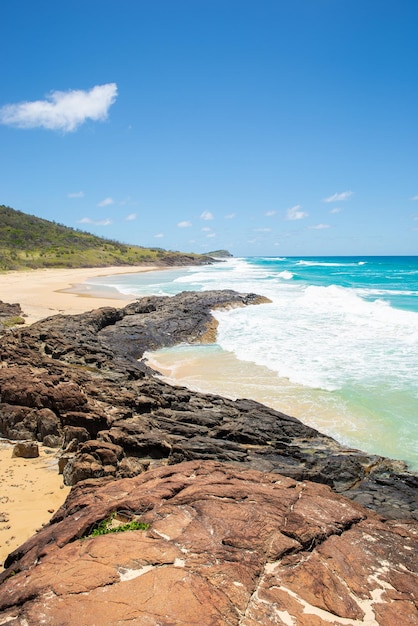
[1,316,25,327]
[0,204,213,270]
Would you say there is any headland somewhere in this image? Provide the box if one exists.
[0,271,416,623]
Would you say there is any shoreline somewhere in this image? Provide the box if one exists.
[0,267,417,576]
[0,265,166,325]
[145,345,418,471]
[0,263,166,568]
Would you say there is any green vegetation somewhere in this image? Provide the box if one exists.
[1,316,25,328]
[0,205,211,271]
[84,512,150,538]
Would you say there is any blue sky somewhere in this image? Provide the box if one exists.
[1,0,418,256]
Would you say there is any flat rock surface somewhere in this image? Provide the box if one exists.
[0,461,416,625]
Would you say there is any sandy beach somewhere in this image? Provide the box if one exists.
[0,264,165,568]
[0,265,163,325]
[0,442,71,567]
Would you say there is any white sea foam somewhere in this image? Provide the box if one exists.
[297,260,356,267]
[277,270,293,279]
[92,256,418,467]
[212,279,418,393]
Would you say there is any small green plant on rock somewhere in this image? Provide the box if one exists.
[85,512,149,538]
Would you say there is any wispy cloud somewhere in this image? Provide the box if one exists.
[206,232,216,238]
[412,195,418,201]
[125,213,137,221]
[329,207,342,214]
[97,197,114,207]
[224,213,236,219]
[0,83,118,132]
[177,220,192,228]
[154,233,164,238]
[254,227,272,232]
[310,223,331,230]
[323,191,353,203]
[265,210,276,217]
[78,217,112,226]
[201,227,212,232]
[67,191,84,198]
[286,205,308,220]
[200,211,214,221]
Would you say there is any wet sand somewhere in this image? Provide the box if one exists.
[144,345,370,451]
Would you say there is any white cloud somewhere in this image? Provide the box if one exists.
[201,227,212,232]
[323,191,353,203]
[412,195,418,201]
[206,232,216,238]
[310,223,331,230]
[177,220,192,228]
[67,191,84,198]
[224,213,236,219]
[329,207,342,214]
[0,83,118,132]
[286,205,308,220]
[97,197,114,207]
[125,213,137,221]
[78,217,112,226]
[200,211,214,221]
[265,210,276,217]
[254,228,272,232]
[154,233,164,238]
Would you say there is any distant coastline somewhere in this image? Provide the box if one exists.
[0,265,169,325]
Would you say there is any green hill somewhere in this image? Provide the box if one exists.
[0,205,213,271]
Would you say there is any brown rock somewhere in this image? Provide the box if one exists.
[0,293,416,519]
[62,425,90,448]
[58,453,73,474]
[61,440,124,485]
[35,408,61,441]
[1,461,416,625]
[11,441,39,458]
[117,455,148,477]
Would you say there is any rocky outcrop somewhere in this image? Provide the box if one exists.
[0,300,24,332]
[0,291,417,520]
[0,461,416,625]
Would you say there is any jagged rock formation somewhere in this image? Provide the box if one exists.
[0,461,416,625]
[0,300,24,332]
[0,291,416,521]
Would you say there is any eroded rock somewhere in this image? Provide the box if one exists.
[0,461,416,625]
[12,441,39,458]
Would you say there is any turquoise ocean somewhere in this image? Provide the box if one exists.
[87,257,418,470]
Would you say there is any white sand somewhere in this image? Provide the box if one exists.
[0,265,163,325]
